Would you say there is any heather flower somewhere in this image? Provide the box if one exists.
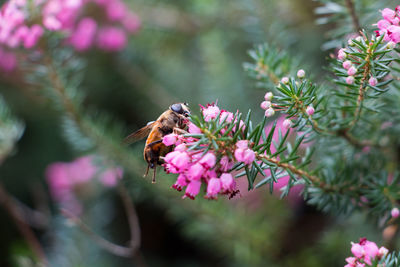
[68,18,97,51]
[163,133,179,146]
[346,238,387,267]
[188,122,202,134]
[199,152,216,169]
[220,155,233,172]
[220,173,236,193]
[338,48,346,60]
[391,207,400,218]
[306,106,314,116]
[220,111,234,123]
[206,178,221,199]
[346,76,355,85]
[172,174,188,191]
[202,104,220,122]
[187,163,206,180]
[184,180,201,199]
[260,101,271,110]
[99,167,123,187]
[282,119,292,129]
[169,151,191,171]
[96,27,127,52]
[234,142,255,165]
[382,8,396,21]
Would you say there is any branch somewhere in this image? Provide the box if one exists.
[0,183,48,265]
[345,0,362,32]
[61,185,141,258]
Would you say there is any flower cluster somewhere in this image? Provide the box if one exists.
[345,238,388,267]
[376,7,400,44]
[162,103,254,200]
[46,155,123,214]
[0,0,140,71]
[336,37,379,86]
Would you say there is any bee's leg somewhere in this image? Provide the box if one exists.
[173,127,188,135]
[143,164,150,177]
[152,165,157,183]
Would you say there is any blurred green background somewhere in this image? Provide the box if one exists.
[0,0,394,266]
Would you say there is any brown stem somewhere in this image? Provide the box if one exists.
[0,183,48,265]
[61,186,141,258]
[345,0,362,32]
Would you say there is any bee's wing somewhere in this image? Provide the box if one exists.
[123,121,155,145]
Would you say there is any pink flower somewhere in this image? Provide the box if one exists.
[346,76,355,85]
[220,111,234,123]
[378,246,389,257]
[69,18,97,51]
[368,77,378,87]
[105,0,125,21]
[343,60,352,70]
[202,105,220,122]
[96,26,127,51]
[220,155,233,172]
[205,178,221,199]
[306,106,314,116]
[260,101,271,110]
[388,25,400,43]
[234,147,255,165]
[236,140,249,149]
[391,207,400,218]
[382,8,396,21]
[68,156,97,183]
[122,12,141,33]
[220,173,236,193]
[377,19,391,30]
[163,133,178,146]
[363,241,379,265]
[170,151,190,171]
[184,180,201,199]
[99,167,123,187]
[199,152,216,169]
[172,174,188,191]
[347,66,357,76]
[187,163,205,180]
[351,243,364,258]
[23,25,43,48]
[0,49,17,72]
[43,15,62,30]
[188,122,202,134]
[281,77,289,84]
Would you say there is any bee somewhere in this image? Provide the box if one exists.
[124,103,190,183]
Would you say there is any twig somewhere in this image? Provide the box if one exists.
[61,185,141,258]
[345,0,362,32]
[0,183,48,265]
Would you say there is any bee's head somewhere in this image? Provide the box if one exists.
[170,103,190,117]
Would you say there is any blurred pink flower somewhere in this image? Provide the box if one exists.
[99,167,123,187]
[68,18,97,51]
[96,26,127,51]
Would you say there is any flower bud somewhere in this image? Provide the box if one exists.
[342,60,352,70]
[369,77,378,87]
[297,69,305,79]
[306,106,314,116]
[264,107,275,117]
[346,76,355,85]
[391,207,400,218]
[282,119,292,129]
[260,101,271,110]
[338,48,346,60]
[281,77,289,84]
[355,36,363,42]
[264,92,273,101]
[348,39,354,46]
[347,66,357,76]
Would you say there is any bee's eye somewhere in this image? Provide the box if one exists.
[171,104,183,113]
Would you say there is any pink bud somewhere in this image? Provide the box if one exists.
[338,48,346,60]
[368,77,378,87]
[202,105,220,122]
[347,66,357,76]
[297,69,305,79]
[343,60,352,70]
[220,156,233,172]
[281,77,289,84]
[346,76,355,85]
[260,101,271,110]
[199,152,216,169]
[306,106,314,116]
[206,178,221,198]
[378,246,389,257]
[184,180,201,199]
[265,107,275,117]
[391,207,400,218]
[282,119,292,129]
[220,173,236,193]
[97,26,127,52]
[264,92,273,101]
